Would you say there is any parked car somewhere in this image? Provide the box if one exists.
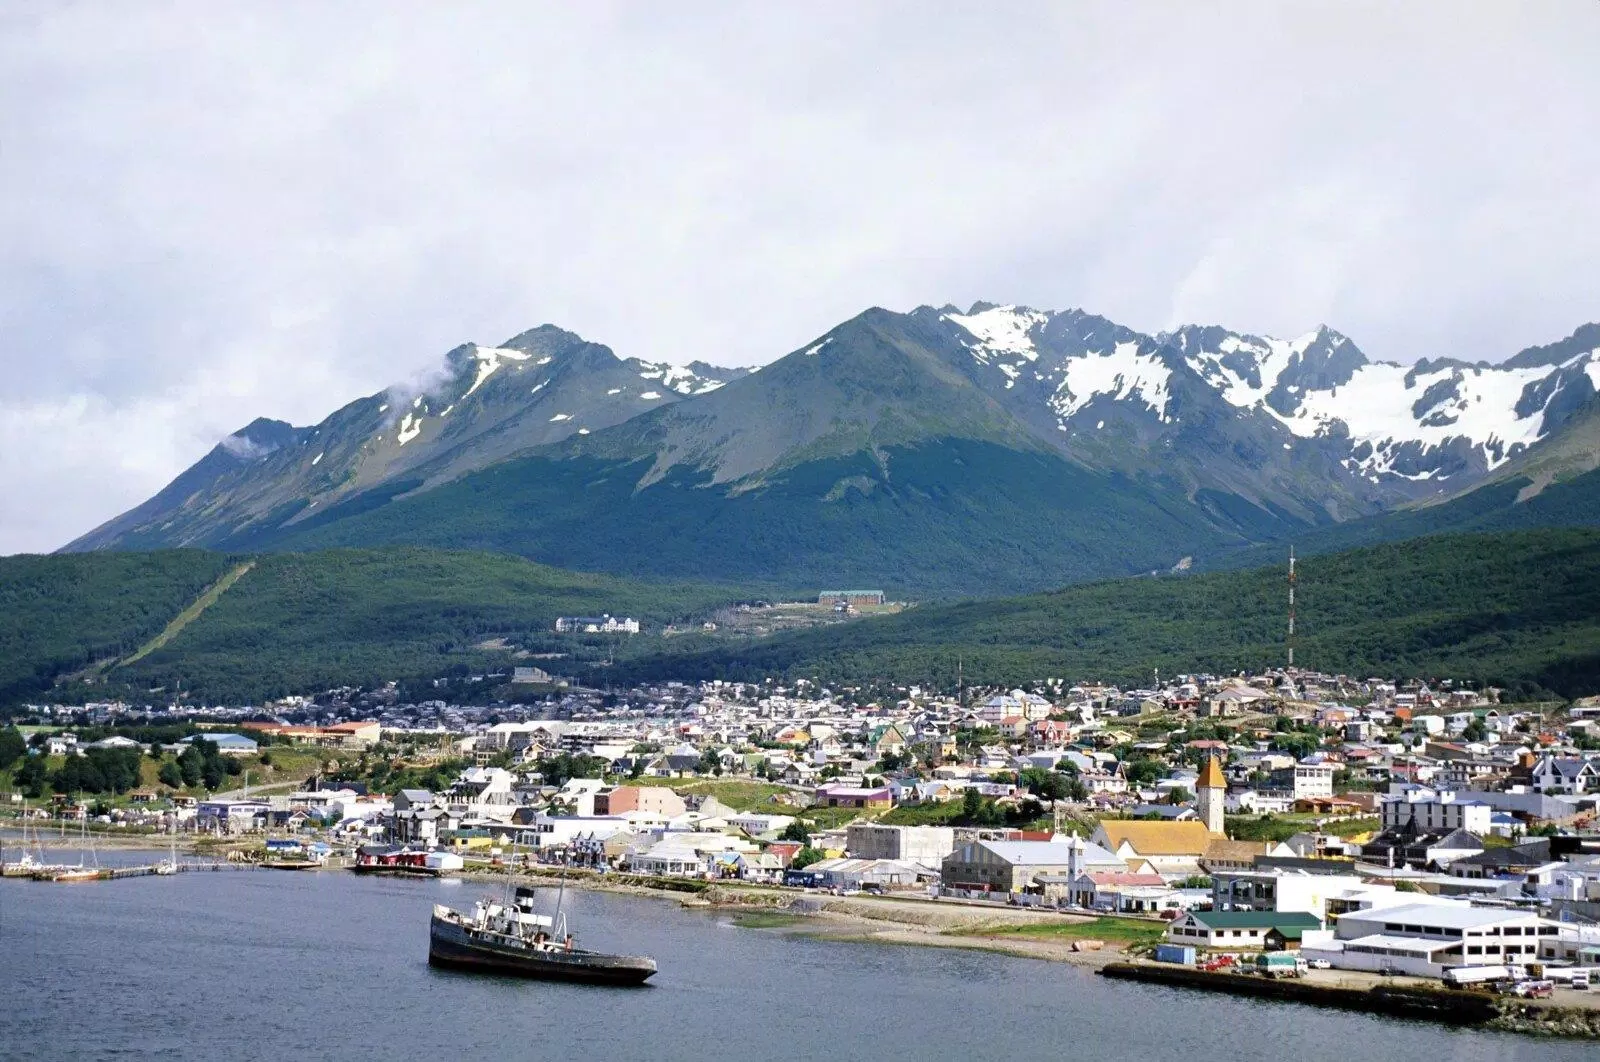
[1306,959,1332,970]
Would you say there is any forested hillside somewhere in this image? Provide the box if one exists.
[0,549,737,707]
[606,530,1600,699]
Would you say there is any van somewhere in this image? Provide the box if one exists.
[1572,971,1590,991]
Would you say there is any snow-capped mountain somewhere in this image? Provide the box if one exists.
[65,326,751,551]
[926,304,1600,497]
[65,303,1600,596]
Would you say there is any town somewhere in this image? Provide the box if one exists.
[6,664,1600,1023]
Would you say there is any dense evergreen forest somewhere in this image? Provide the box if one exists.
[607,529,1600,699]
[4,529,1599,708]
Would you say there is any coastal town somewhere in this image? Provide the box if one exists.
[6,662,1600,1030]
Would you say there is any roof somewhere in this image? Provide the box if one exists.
[1197,756,1226,790]
[969,839,1122,867]
[1095,819,1212,856]
[1187,910,1323,935]
[1348,902,1538,930]
[1335,934,1461,956]
[1203,838,1278,863]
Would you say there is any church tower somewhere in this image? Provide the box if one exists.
[1197,755,1226,836]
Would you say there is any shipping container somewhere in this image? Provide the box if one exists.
[1155,944,1197,966]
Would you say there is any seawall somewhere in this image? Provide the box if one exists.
[1098,963,1600,1038]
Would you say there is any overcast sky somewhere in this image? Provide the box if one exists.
[3,2,1598,553]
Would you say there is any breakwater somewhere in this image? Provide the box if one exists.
[1099,962,1600,1038]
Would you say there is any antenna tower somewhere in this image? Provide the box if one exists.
[1287,546,1296,670]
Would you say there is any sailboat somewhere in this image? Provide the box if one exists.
[46,816,101,883]
[154,828,179,875]
[3,812,44,876]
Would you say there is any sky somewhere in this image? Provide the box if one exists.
[3,2,1598,553]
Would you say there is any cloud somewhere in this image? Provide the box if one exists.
[2,2,1598,551]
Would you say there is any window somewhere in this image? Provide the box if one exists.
[1467,946,1482,955]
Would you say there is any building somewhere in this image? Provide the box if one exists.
[594,786,687,819]
[1090,820,1213,880]
[1380,788,1494,835]
[817,590,884,608]
[846,824,955,864]
[1302,902,1561,978]
[554,615,640,634]
[1361,821,1484,870]
[1291,761,1336,800]
[941,836,1124,896]
[1166,910,1323,951]
[196,799,271,835]
[1196,755,1226,835]
[1210,868,1368,919]
[245,721,380,749]
[814,784,893,810]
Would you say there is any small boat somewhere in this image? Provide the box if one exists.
[429,885,657,986]
[45,867,102,884]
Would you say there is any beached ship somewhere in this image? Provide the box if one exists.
[428,885,657,986]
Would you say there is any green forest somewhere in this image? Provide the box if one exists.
[0,548,736,708]
[5,528,1600,708]
[608,529,1600,699]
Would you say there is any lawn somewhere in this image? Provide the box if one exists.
[660,779,792,812]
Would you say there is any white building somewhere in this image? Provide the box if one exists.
[1379,788,1494,835]
[1292,761,1335,800]
[846,824,956,864]
[1301,902,1560,978]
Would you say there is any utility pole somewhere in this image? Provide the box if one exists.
[1287,545,1296,671]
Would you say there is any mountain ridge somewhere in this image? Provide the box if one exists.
[62,302,1600,597]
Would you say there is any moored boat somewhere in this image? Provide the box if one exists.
[428,886,657,986]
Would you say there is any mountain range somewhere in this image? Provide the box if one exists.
[65,305,1600,596]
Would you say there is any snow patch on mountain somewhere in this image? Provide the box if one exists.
[1051,341,1174,423]
[465,345,532,397]
[396,412,422,446]
[943,305,1048,363]
[634,361,736,395]
[1288,359,1569,475]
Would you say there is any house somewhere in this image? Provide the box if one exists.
[1062,870,1177,913]
[195,799,270,835]
[1200,838,1294,874]
[867,724,910,756]
[594,785,687,819]
[940,836,1124,897]
[1167,910,1323,951]
[814,784,892,810]
[1090,820,1213,880]
[1302,901,1560,978]
[1530,754,1599,795]
[1360,821,1484,870]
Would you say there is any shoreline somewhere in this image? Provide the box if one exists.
[11,852,1597,1039]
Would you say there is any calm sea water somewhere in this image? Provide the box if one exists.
[0,859,1591,1062]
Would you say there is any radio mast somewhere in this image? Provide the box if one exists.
[1287,546,1296,670]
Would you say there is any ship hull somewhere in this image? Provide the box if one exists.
[428,914,656,986]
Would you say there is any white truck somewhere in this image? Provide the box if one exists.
[1443,964,1515,989]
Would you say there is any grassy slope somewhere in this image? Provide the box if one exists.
[607,529,1600,698]
[119,560,255,666]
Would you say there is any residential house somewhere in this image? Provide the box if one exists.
[1167,910,1323,950]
